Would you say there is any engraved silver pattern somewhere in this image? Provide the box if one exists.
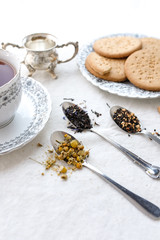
[77,33,160,99]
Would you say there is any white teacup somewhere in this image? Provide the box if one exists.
[0,49,22,128]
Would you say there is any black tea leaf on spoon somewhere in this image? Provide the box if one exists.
[64,105,92,132]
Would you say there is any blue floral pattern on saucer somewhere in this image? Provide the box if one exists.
[0,77,51,154]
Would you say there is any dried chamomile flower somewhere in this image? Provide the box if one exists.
[55,134,89,168]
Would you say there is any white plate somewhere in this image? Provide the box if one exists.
[0,77,51,155]
[77,33,160,99]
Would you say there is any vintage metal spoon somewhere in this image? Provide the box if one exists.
[62,102,160,179]
[110,105,160,144]
[50,130,160,218]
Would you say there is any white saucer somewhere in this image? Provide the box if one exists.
[0,77,51,155]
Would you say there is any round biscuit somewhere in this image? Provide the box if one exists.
[141,37,160,50]
[86,52,111,75]
[125,49,160,91]
[85,55,126,82]
[93,36,142,58]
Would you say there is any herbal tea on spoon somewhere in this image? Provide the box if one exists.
[62,101,160,179]
[50,130,160,218]
[110,105,160,144]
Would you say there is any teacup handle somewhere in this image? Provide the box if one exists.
[56,41,78,64]
[1,42,23,50]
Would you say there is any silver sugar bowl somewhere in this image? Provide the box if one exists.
[2,33,79,78]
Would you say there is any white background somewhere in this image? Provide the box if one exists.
[1,0,160,45]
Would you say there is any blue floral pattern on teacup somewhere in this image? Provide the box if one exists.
[0,80,21,109]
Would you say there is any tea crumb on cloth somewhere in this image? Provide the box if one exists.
[91,109,102,117]
[63,98,74,101]
[153,129,160,137]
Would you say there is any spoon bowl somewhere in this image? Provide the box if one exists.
[50,130,160,218]
[62,101,160,179]
[110,105,160,144]
[110,105,142,133]
[50,130,68,151]
[62,101,92,132]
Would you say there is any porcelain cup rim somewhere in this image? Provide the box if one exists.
[0,49,21,92]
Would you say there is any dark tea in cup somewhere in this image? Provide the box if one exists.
[0,49,21,128]
[0,60,15,87]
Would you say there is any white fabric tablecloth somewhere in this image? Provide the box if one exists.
[1,0,160,239]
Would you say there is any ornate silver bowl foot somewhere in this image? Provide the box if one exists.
[47,63,57,79]
[25,63,36,77]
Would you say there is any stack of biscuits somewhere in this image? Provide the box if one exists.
[85,36,160,91]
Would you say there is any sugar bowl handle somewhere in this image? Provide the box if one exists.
[56,41,79,64]
[1,42,23,50]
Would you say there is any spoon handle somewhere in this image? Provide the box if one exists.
[83,161,160,218]
[141,130,160,144]
[91,129,159,177]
